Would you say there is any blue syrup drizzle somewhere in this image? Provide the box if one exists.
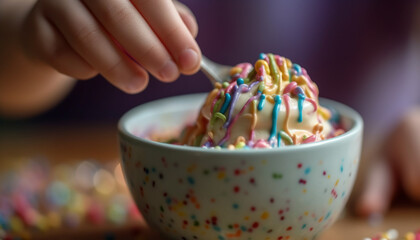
[269,95,282,141]
[258,93,266,111]
[293,63,302,75]
[219,93,231,114]
[297,93,306,123]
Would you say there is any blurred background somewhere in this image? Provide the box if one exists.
[1,0,420,239]
[3,0,417,130]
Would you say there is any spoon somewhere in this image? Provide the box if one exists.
[200,55,232,85]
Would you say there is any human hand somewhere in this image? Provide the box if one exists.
[20,0,200,93]
[356,107,420,216]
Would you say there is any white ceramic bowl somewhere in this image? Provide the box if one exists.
[118,93,363,240]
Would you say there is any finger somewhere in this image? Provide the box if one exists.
[42,0,148,93]
[82,0,179,83]
[174,1,198,38]
[22,5,97,80]
[392,109,420,201]
[355,159,396,217]
[132,0,201,74]
[402,161,420,201]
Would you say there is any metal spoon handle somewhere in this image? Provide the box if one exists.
[200,55,232,85]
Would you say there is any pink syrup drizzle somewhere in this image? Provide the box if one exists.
[302,134,317,144]
[283,82,298,95]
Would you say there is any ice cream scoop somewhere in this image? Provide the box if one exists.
[182,53,338,149]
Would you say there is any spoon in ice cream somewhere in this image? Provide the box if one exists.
[200,55,232,85]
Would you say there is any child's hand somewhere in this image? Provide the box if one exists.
[20,0,200,93]
[357,107,420,216]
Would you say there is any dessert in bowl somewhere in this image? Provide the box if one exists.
[118,54,363,240]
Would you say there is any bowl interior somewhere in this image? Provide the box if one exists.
[119,93,361,149]
[122,94,202,139]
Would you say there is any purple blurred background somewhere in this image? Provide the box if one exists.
[8,0,420,137]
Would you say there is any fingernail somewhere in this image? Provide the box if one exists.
[124,76,147,94]
[159,60,179,82]
[179,48,199,72]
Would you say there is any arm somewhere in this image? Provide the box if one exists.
[356,107,420,217]
[0,0,76,118]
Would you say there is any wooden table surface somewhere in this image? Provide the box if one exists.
[1,123,419,240]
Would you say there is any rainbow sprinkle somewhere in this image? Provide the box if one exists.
[363,228,420,240]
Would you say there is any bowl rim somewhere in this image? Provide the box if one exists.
[118,93,363,155]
